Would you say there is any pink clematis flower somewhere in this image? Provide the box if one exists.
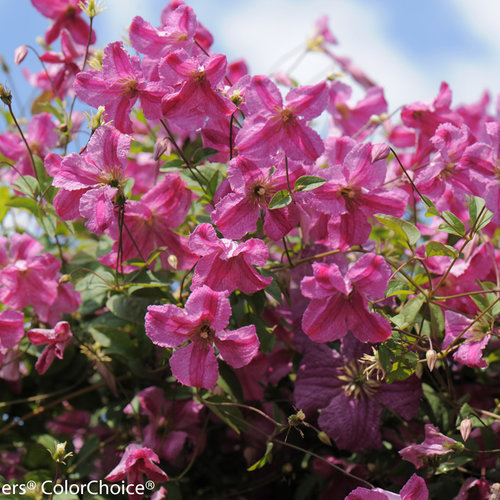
[159,49,235,131]
[31,0,96,46]
[74,42,167,133]
[399,424,460,469]
[27,321,73,375]
[100,174,197,272]
[300,253,392,343]
[442,311,493,368]
[39,29,82,99]
[346,473,428,500]
[300,137,407,249]
[124,387,204,462]
[0,112,58,179]
[145,286,259,389]
[294,335,421,451]
[211,155,304,240]
[0,310,24,350]
[129,4,197,58]
[0,234,60,315]
[188,223,272,294]
[105,444,168,500]
[52,124,130,234]
[327,82,387,138]
[235,76,328,162]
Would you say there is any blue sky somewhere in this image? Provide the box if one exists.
[1,0,500,118]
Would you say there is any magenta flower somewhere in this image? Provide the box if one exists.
[300,137,407,249]
[0,310,24,350]
[100,174,197,272]
[31,0,96,46]
[188,223,272,294]
[235,76,328,162]
[211,155,303,240]
[327,82,387,138]
[105,444,168,500]
[346,473,428,500]
[159,49,235,131]
[0,112,57,178]
[442,311,493,368]
[52,124,130,234]
[124,387,204,462]
[27,321,73,375]
[74,42,166,133]
[129,4,197,58]
[294,335,421,451]
[0,235,60,314]
[300,253,392,343]
[145,286,259,389]
[39,29,82,98]
[399,424,459,469]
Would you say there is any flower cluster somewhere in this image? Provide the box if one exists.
[0,0,499,498]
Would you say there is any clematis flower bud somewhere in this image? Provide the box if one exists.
[460,417,472,442]
[426,349,437,372]
[153,136,171,161]
[14,45,28,65]
[371,143,391,162]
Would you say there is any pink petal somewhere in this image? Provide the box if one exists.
[170,342,218,389]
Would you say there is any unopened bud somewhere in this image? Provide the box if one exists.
[14,45,28,65]
[369,114,382,125]
[0,83,12,106]
[273,72,293,87]
[426,349,437,372]
[51,441,73,464]
[317,431,332,446]
[167,254,178,270]
[153,136,171,161]
[371,143,390,162]
[460,417,472,442]
[59,274,71,284]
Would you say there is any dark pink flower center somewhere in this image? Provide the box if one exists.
[280,108,295,124]
[120,79,139,97]
[340,186,360,210]
[64,5,77,18]
[196,322,214,345]
[193,70,206,83]
[249,179,277,207]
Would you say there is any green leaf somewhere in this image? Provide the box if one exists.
[204,395,247,434]
[0,186,9,221]
[37,210,57,238]
[374,214,421,247]
[422,195,440,217]
[12,175,38,197]
[385,279,415,297]
[161,158,185,170]
[206,169,220,198]
[440,211,466,237]
[106,294,151,324]
[429,303,444,337]
[248,442,273,471]
[6,196,39,214]
[192,147,218,165]
[391,294,425,328]
[268,189,292,209]
[425,241,458,258]
[293,175,326,192]
[466,195,494,231]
